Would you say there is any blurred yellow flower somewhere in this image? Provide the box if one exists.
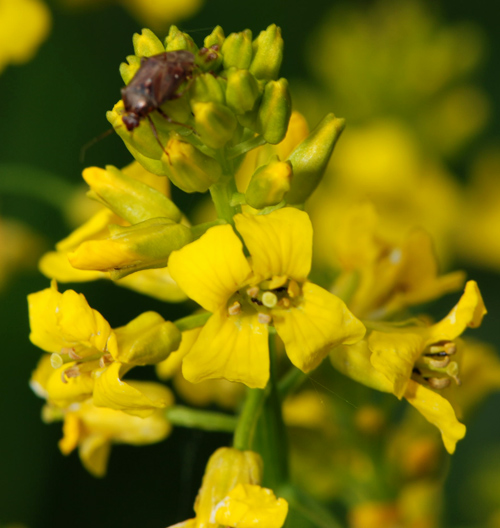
[0,0,51,74]
[169,207,365,388]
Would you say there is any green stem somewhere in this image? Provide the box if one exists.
[174,312,211,332]
[209,175,241,224]
[0,163,74,211]
[226,135,267,160]
[233,386,268,451]
[166,406,237,433]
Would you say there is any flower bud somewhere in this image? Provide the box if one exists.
[114,311,181,365]
[132,28,165,57]
[226,68,261,115]
[119,55,141,85]
[204,25,225,49]
[222,29,253,70]
[245,157,292,209]
[250,24,284,81]
[163,138,222,193]
[197,45,223,72]
[192,101,237,150]
[194,447,263,521]
[258,78,292,144]
[286,113,345,204]
[68,218,193,279]
[83,165,182,224]
[164,25,197,53]
[189,72,226,105]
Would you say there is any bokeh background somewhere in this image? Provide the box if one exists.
[0,0,499,526]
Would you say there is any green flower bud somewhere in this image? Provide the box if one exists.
[286,113,345,204]
[258,78,292,144]
[226,68,261,115]
[221,29,253,70]
[69,218,193,279]
[82,165,182,224]
[190,72,226,105]
[192,101,237,150]
[249,24,284,81]
[196,46,223,72]
[163,138,222,193]
[245,156,292,209]
[133,28,165,57]
[120,55,141,85]
[114,312,182,366]
[204,26,225,49]
[165,25,198,53]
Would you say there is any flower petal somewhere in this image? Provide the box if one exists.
[404,380,466,454]
[169,224,251,312]
[182,308,269,389]
[368,330,424,399]
[429,280,487,342]
[234,208,312,282]
[274,282,365,372]
[92,362,174,417]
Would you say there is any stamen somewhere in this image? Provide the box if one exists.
[427,377,451,390]
[258,313,272,324]
[246,286,259,298]
[50,353,63,369]
[446,361,462,386]
[278,298,291,308]
[425,356,451,369]
[99,354,113,368]
[287,280,300,298]
[228,301,241,316]
[444,342,457,355]
[68,349,82,361]
[262,291,278,308]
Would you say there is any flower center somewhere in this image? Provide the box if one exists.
[226,276,302,324]
[50,347,113,383]
[412,340,461,390]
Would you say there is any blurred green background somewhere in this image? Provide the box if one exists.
[0,0,499,526]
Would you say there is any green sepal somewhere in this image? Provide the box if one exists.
[83,165,182,224]
[114,312,182,366]
[189,72,226,105]
[258,78,292,144]
[192,101,237,150]
[250,24,284,81]
[133,28,165,57]
[222,29,253,70]
[226,68,261,115]
[286,113,345,204]
[165,25,198,53]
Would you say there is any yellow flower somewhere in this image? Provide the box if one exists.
[169,207,365,388]
[58,399,171,477]
[28,281,180,414]
[331,281,486,453]
[39,162,187,302]
[168,447,287,528]
[0,0,51,74]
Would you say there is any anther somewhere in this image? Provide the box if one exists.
[228,301,242,316]
[50,353,64,369]
[287,280,300,298]
[258,313,272,324]
[446,361,462,386]
[247,286,259,298]
[425,356,451,369]
[427,377,451,390]
[68,349,82,361]
[278,298,291,308]
[262,291,278,308]
[99,354,113,369]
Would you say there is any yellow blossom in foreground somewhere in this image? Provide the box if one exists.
[58,400,170,477]
[331,202,464,319]
[331,281,486,453]
[169,207,365,388]
[0,0,51,74]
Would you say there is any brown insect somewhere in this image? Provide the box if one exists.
[121,50,195,131]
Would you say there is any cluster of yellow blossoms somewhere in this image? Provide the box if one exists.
[27,23,493,527]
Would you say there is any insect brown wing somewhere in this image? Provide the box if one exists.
[152,51,195,105]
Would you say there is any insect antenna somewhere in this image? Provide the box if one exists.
[80,127,116,163]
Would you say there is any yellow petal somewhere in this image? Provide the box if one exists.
[28,281,117,359]
[330,340,394,394]
[156,327,202,380]
[404,380,466,454]
[214,483,288,528]
[116,267,187,302]
[274,282,365,372]
[182,308,269,389]
[78,434,111,478]
[234,208,312,282]
[59,413,81,455]
[368,330,424,399]
[93,362,174,417]
[45,364,95,407]
[169,224,251,312]
[429,280,487,342]
[39,251,105,282]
